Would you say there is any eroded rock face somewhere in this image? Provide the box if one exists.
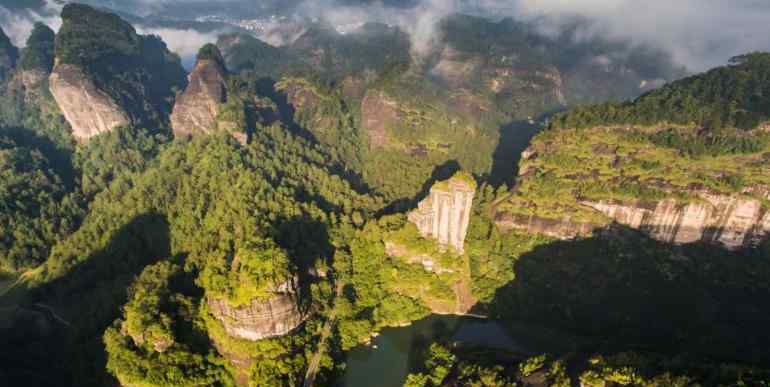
[495,191,770,250]
[207,293,305,341]
[48,63,129,141]
[171,59,228,138]
[408,174,476,253]
[583,192,770,249]
[0,27,17,81]
[361,90,401,148]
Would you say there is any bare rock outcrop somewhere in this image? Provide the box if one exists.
[583,191,770,249]
[361,90,402,148]
[408,173,477,253]
[48,63,129,141]
[171,58,228,138]
[207,292,305,341]
[495,191,770,250]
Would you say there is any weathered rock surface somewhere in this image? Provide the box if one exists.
[171,58,228,138]
[408,174,476,253]
[207,292,305,341]
[495,190,770,250]
[583,191,770,249]
[48,63,129,141]
[360,90,399,148]
[494,212,599,240]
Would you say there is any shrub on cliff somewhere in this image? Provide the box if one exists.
[19,23,55,73]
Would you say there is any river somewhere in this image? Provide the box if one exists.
[336,314,576,387]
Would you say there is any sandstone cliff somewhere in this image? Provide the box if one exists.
[207,291,305,341]
[583,191,770,249]
[171,56,229,139]
[408,173,477,253]
[494,125,770,250]
[48,63,130,141]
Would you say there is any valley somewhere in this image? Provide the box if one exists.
[0,2,768,387]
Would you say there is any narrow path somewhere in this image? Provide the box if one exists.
[302,282,343,387]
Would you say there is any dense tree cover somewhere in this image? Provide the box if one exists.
[19,23,55,73]
[74,125,164,198]
[0,130,82,270]
[104,261,233,387]
[199,236,293,306]
[197,43,226,67]
[0,26,19,77]
[551,52,770,130]
[1,116,381,385]
[404,343,770,387]
[55,4,187,131]
[497,123,770,226]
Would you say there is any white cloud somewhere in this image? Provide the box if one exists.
[136,26,224,68]
[0,0,62,47]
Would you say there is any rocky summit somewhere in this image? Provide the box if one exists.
[49,63,130,141]
[171,44,230,139]
[408,172,477,253]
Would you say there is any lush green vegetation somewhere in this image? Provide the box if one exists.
[0,130,82,271]
[552,52,770,130]
[19,23,55,73]
[104,261,233,387]
[497,122,770,225]
[0,26,19,77]
[404,343,770,387]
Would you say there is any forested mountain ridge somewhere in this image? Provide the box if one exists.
[217,13,686,203]
[1,4,769,387]
[495,53,770,249]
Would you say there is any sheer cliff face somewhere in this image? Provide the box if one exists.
[408,175,476,253]
[207,292,305,341]
[171,59,228,138]
[48,63,129,141]
[494,126,770,250]
[583,192,770,249]
[0,28,17,81]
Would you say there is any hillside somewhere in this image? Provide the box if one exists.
[1,4,769,387]
[495,54,770,250]
[214,14,686,203]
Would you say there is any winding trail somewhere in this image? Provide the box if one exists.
[302,282,343,387]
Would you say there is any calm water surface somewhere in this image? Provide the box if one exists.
[337,315,571,387]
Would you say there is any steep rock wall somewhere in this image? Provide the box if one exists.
[207,292,305,341]
[408,175,476,253]
[171,58,228,138]
[583,191,770,249]
[48,63,129,141]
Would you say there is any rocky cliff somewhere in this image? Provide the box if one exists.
[207,291,305,341]
[583,191,770,249]
[171,46,230,139]
[494,123,770,250]
[48,62,130,141]
[408,173,477,253]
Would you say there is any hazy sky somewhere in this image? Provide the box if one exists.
[1,0,769,71]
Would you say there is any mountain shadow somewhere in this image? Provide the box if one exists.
[378,159,461,215]
[487,120,541,188]
[488,225,770,366]
[0,213,171,387]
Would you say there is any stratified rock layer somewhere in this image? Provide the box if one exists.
[48,63,129,141]
[207,293,305,341]
[583,191,770,249]
[496,189,770,251]
[171,59,228,138]
[408,174,476,253]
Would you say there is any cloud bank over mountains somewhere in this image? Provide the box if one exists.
[1,0,769,71]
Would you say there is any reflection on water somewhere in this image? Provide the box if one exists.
[337,315,540,387]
